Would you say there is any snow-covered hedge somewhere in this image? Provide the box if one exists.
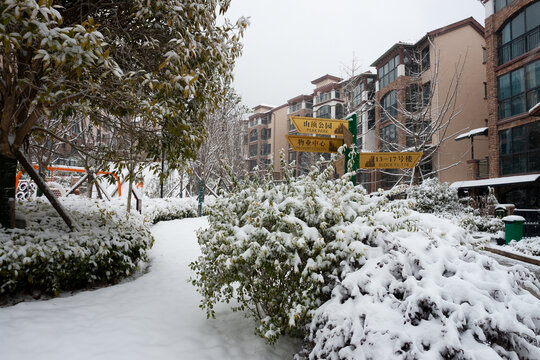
[507,237,540,257]
[301,217,540,359]
[191,162,540,358]
[406,178,460,214]
[407,178,504,234]
[140,197,199,224]
[0,198,154,299]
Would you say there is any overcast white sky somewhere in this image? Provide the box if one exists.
[224,0,486,109]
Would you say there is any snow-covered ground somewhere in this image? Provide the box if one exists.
[0,218,300,360]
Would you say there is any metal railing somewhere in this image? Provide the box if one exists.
[498,26,540,65]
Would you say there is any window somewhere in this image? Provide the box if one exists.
[288,151,296,164]
[379,124,398,151]
[260,143,271,156]
[248,160,257,171]
[499,122,540,175]
[249,129,258,142]
[406,119,432,147]
[261,128,271,140]
[404,49,419,75]
[351,83,364,108]
[288,119,296,131]
[484,82,488,99]
[422,82,431,106]
[289,102,301,114]
[317,92,331,104]
[335,104,344,119]
[317,105,331,119]
[249,144,258,157]
[406,84,420,112]
[381,90,398,120]
[495,0,515,13]
[261,114,271,125]
[498,2,540,65]
[367,108,375,129]
[482,47,487,64]
[378,54,400,89]
[498,59,539,119]
[421,47,430,71]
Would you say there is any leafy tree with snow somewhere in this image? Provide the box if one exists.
[0,0,247,227]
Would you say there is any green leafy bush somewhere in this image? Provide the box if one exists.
[190,162,420,343]
[406,178,460,214]
[0,198,154,300]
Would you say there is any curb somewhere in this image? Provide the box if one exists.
[483,246,540,266]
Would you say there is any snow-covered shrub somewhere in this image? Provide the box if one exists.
[406,178,460,214]
[300,216,540,359]
[507,237,540,257]
[190,162,431,344]
[0,198,154,299]
[140,197,198,224]
[458,212,504,233]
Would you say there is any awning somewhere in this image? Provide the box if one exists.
[529,102,540,116]
[455,127,488,141]
[451,174,540,189]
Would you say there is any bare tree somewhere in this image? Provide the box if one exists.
[376,41,467,186]
[188,88,248,195]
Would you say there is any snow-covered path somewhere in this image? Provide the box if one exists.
[0,218,300,360]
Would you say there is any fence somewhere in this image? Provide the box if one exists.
[514,209,540,238]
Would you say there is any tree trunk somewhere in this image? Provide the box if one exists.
[0,155,17,228]
[126,162,134,213]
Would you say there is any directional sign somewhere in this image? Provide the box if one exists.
[290,116,348,136]
[359,152,423,169]
[286,135,343,153]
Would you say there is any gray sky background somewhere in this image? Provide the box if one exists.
[224,0,485,109]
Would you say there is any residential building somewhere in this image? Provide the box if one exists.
[287,94,313,176]
[246,103,289,180]
[472,0,540,209]
[370,17,489,191]
[342,72,377,188]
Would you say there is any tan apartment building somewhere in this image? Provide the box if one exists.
[246,103,289,180]
[465,0,540,210]
[370,17,489,190]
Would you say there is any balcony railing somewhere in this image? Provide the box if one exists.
[498,26,540,65]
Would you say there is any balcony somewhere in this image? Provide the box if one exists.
[498,26,540,65]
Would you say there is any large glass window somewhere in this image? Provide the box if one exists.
[249,129,258,142]
[406,119,432,147]
[335,103,344,119]
[499,122,540,175]
[498,59,540,119]
[379,124,398,151]
[317,105,331,119]
[406,84,420,112]
[498,2,540,65]
[261,128,271,140]
[378,54,400,89]
[495,0,515,13]
[249,144,258,157]
[421,47,430,71]
[381,90,398,120]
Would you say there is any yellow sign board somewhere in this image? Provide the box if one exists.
[359,152,423,169]
[286,135,343,153]
[290,116,348,136]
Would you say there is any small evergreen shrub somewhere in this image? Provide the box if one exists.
[406,178,460,214]
[190,161,421,343]
[0,198,154,300]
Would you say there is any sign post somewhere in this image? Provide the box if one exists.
[198,180,204,217]
[342,114,358,185]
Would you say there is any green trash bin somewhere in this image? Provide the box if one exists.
[502,215,525,245]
